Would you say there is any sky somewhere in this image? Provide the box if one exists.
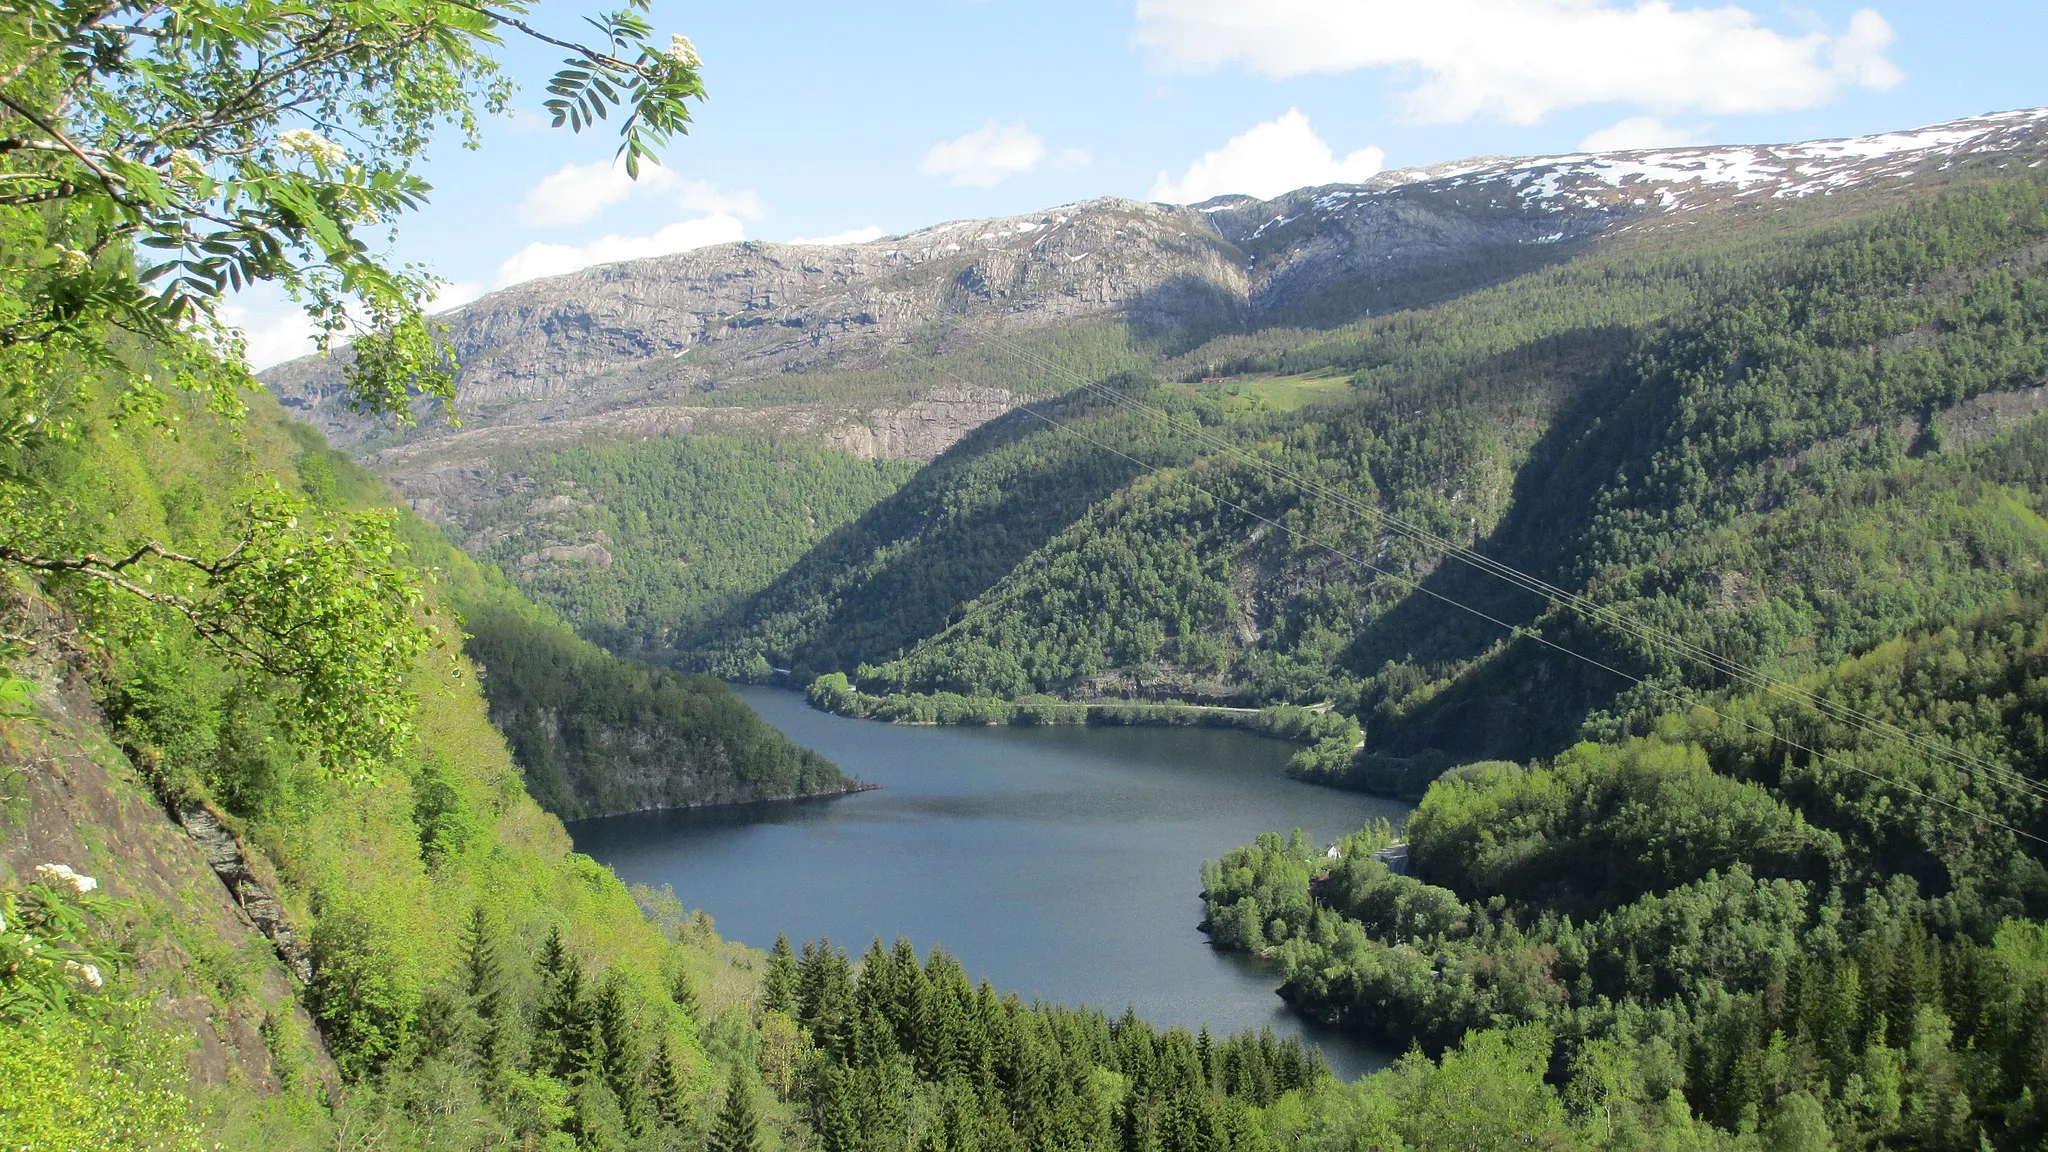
[230,0,2048,368]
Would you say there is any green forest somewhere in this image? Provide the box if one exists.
[291,427,859,819]
[680,376,1228,684]
[1206,581,2048,1148]
[751,174,2048,769]
[461,434,916,664]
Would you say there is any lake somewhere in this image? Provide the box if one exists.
[567,686,1411,1079]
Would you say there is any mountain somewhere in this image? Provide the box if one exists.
[285,420,862,818]
[268,108,2048,455]
[271,110,2048,767]
[1,362,776,1146]
[772,161,2048,764]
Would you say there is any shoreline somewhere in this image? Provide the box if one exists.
[569,777,881,822]
[801,671,1361,753]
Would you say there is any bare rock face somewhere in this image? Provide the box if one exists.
[267,197,1242,453]
[0,589,334,1093]
[824,385,1019,459]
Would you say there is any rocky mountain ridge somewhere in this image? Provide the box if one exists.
[265,108,2048,502]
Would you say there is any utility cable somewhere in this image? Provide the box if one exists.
[862,326,2048,845]
[952,317,2048,804]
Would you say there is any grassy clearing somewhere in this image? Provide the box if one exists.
[1207,371,1356,412]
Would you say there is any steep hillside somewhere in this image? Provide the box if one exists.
[430,432,917,661]
[683,377,1225,682]
[282,417,859,818]
[696,158,2048,775]
[265,113,2048,712]
[1,377,768,1147]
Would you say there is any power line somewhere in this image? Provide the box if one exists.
[956,318,2048,805]
[866,324,2048,846]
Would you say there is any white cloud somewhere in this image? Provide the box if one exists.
[1134,0,1903,125]
[787,225,887,246]
[1151,110,1384,203]
[920,122,1047,187]
[224,307,320,372]
[1830,9,1903,90]
[428,281,484,314]
[218,288,321,371]
[1578,115,1707,151]
[493,214,747,288]
[516,158,763,227]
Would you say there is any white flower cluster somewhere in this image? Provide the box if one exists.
[34,862,98,894]
[167,149,208,187]
[51,244,90,275]
[276,128,346,166]
[8,865,107,991]
[667,34,701,69]
[62,958,103,989]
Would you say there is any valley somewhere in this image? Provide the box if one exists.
[280,110,2048,772]
[12,33,2048,1145]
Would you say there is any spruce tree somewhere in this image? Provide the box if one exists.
[591,969,647,1132]
[672,966,700,1020]
[532,949,588,1081]
[794,938,826,1025]
[1117,1089,1151,1152]
[462,906,506,1070]
[537,925,567,974]
[888,937,922,1039]
[707,1074,760,1152]
[462,906,501,999]
[648,1035,687,1127]
[813,1067,861,1152]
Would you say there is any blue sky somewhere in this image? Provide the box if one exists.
[234,0,2048,367]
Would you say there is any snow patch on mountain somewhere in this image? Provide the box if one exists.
[1283,109,2048,226]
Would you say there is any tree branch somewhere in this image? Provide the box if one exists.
[0,182,79,205]
[0,92,137,207]
[0,540,282,672]
[443,1,648,76]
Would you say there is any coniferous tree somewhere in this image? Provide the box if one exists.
[764,933,797,1014]
[1118,1089,1151,1152]
[707,1074,760,1152]
[795,940,821,1015]
[813,1066,861,1152]
[462,906,501,1000]
[591,969,647,1132]
[888,937,923,1048]
[672,966,700,1020]
[533,945,589,1081]
[648,1035,687,1128]
[462,906,506,1070]
[536,925,571,983]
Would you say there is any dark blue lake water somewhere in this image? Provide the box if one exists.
[567,686,1409,1078]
